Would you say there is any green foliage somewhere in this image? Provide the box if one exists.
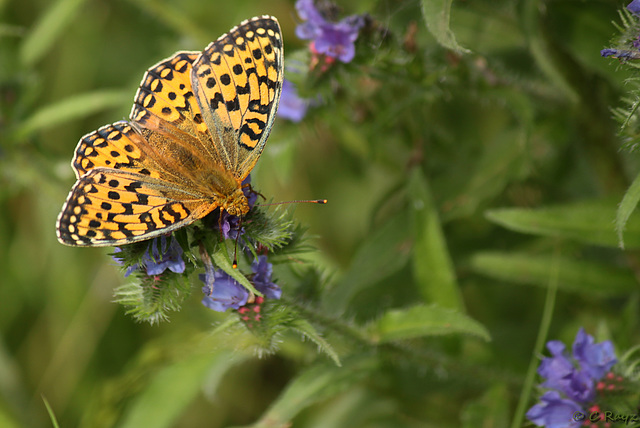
[249,355,379,428]
[114,274,192,324]
[241,204,296,256]
[42,397,60,428]
[470,251,639,296]
[487,200,640,248]
[420,0,469,54]
[408,168,464,310]
[3,0,640,427]
[371,304,490,343]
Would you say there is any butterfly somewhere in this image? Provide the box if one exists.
[56,16,283,247]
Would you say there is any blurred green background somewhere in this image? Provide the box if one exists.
[1,0,639,427]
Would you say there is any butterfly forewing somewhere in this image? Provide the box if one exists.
[191,16,283,179]
[57,16,283,247]
[128,51,229,173]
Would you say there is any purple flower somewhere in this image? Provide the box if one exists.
[601,3,640,61]
[526,391,583,428]
[295,0,365,63]
[538,342,577,391]
[112,247,139,277]
[144,235,186,275]
[572,328,617,380]
[601,49,619,58]
[600,49,640,60]
[200,266,249,312]
[113,235,185,277]
[536,330,616,404]
[628,0,640,15]
[527,329,618,427]
[278,79,310,122]
[538,341,595,403]
[251,255,282,299]
[200,256,282,312]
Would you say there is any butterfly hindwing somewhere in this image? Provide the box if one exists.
[57,168,212,246]
[72,121,160,179]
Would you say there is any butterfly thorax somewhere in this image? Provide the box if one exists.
[194,164,249,217]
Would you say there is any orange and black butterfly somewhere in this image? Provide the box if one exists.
[56,16,283,247]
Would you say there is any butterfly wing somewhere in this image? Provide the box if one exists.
[57,168,212,246]
[191,16,284,180]
[127,51,232,176]
[57,53,218,247]
[72,121,160,179]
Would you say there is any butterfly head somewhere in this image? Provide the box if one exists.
[222,187,250,217]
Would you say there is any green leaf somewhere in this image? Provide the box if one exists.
[519,0,578,103]
[616,171,640,248]
[290,319,341,366]
[371,304,490,343]
[408,169,464,310]
[442,127,529,222]
[420,0,470,54]
[243,205,294,251]
[20,0,89,67]
[114,273,192,324]
[293,388,394,428]
[212,241,260,296]
[14,90,129,139]
[120,351,239,428]
[470,251,638,296]
[321,212,411,316]
[486,199,640,248]
[246,356,379,428]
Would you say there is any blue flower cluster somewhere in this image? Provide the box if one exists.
[278,0,365,122]
[198,175,282,312]
[278,79,311,123]
[113,174,282,314]
[113,235,185,277]
[295,0,365,63]
[601,1,640,60]
[526,329,617,428]
[201,255,281,312]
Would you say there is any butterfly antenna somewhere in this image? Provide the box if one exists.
[258,199,328,207]
[230,199,327,268]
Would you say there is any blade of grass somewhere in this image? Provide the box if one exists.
[20,0,89,67]
[616,170,640,248]
[511,248,559,428]
[42,395,60,428]
[14,90,129,140]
